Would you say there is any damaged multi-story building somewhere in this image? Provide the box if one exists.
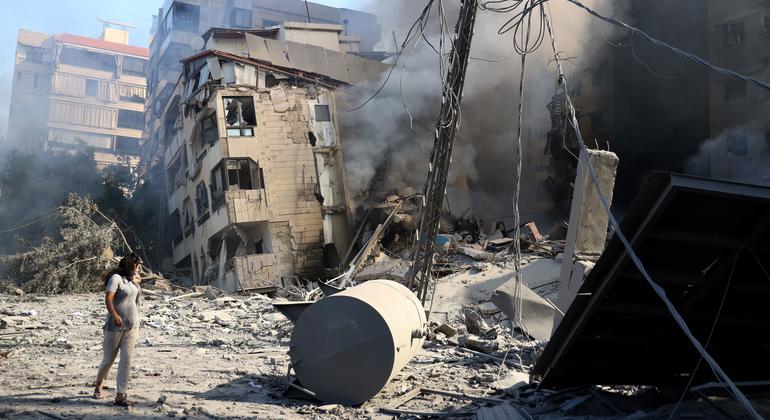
[138,0,383,267]
[142,0,381,172]
[7,24,148,168]
[154,26,385,291]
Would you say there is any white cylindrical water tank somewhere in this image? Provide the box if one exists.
[288,280,426,405]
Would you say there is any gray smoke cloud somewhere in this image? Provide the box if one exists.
[339,1,626,226]
[685,126,770,186]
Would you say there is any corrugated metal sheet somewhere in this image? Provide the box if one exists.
[239,33,381,85]
[245,33,270,63]
[324,50,349,83]
[285,41,313,74]
[264,38,292,68]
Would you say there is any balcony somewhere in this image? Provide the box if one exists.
[206,189,270,236]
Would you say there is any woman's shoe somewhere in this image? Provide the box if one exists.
[114,393,130,407]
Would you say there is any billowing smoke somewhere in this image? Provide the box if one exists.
[685,126,770,185]
[339,0,626,227]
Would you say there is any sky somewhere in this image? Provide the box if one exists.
[0,0,363,137]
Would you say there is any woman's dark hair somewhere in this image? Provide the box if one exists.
[101,253,143,285]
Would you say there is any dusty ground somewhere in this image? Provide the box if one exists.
[1,263,767,419]
[0,282,539,419]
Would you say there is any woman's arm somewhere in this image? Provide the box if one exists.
[105,292,123,327]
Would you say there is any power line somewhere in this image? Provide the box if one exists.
[0,212,57,235]
[539,4,762,418]
[564,0,770,93]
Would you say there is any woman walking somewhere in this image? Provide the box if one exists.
[93,252,143,406]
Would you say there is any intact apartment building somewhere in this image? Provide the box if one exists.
[155,26,385,291]
[7,27,148,168]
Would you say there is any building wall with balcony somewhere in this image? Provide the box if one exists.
[159,51,354,290]
[7,29,148,169]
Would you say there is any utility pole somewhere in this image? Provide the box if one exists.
[410,0,478,303]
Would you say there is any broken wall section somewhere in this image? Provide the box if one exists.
[163,51,354,291]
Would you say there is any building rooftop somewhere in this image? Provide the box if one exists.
[55,33,149,58]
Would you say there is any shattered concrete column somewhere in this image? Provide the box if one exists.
[554,148,618,326]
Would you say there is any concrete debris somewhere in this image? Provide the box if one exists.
[491,278,556,341]
[456,245,494,261]
[434,323,457,338]
[477,301,501,316]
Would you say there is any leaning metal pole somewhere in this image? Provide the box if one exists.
[410,0,478,303]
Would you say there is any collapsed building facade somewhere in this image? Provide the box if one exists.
[139,0,382,266]
[155,27,385,290]
[142,0,381,172]
[7,26,148,168]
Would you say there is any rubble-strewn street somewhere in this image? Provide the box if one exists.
[3,0,770,418]
[5,248,769,419]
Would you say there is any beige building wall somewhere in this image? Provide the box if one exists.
[278,22,344,51]
[7,29,148,169]
[164,58,352,290]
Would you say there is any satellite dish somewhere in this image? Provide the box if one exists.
[190,36,205,51]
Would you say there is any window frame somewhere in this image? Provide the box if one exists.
[223,96,256,137]
[722,20,746,46]
[114,135,141,156]
[314,104,332,122]
[117,109,145,130]
[195,181,210,224]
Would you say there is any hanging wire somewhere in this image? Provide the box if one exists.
[538,4,762,418]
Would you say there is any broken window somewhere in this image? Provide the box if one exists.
[212,158,263,197]
[117,109,145,130]
[229,8,252,29]
[201,115,218,145]
[314,104,332,122]
[123,56,147,76]
[114,136,141,156]
[727,133,748,156]
[195,181,210,224]
[85,79,98,97]
[724,80,746,102]
[182,198,195,236]
[172,2,200,32]
[722,21,745,46]
[223,96,256,137]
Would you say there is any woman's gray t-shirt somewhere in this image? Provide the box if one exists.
[105,274,141,331]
